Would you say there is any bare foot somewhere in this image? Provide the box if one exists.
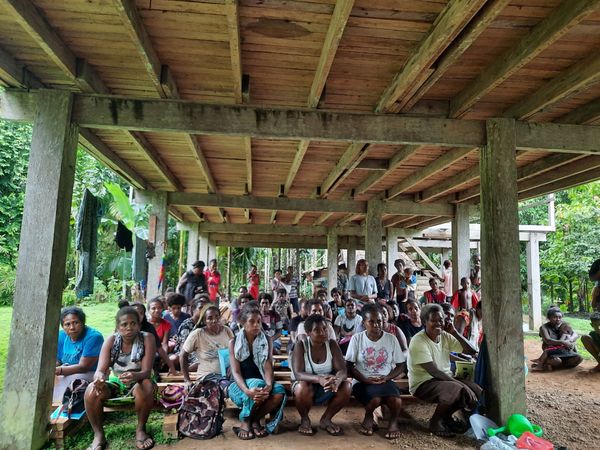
[591,364,600,373]
[298,416,314,435]
[319,417,342,436]
[359,413,375,436]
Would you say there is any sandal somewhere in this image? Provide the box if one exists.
[431,426,455,438]
[135,437,154,450]
[444,417,469,433]
[87,442,108,450]
[253,425,268,438]
[233,426,255,440]
[385,430,401,440]
[298,424,315,436]
[320,424,343,436]
[358,424,373,436]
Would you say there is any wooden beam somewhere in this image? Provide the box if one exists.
[402,0,511,111]
[160,65,179,99]
[244,137,253,194]
[314,212,334,226]
[69,94,486,147]
[270,210,277,224]
[449,0,600,118]
[168,206,184,223]
[356,159,388,170]
[307,0,355,108]
[415,217,451,230]
[387,147,474,199]
[112,0,165,98]
[2,0,108,93]
[321,142,368,196]
[556,97,600,125]
[515,121,600,154]
[503,51,600,120]
[404,237,442,277]
[0,45,43,88]
[79,128,147,190]
[224,0,243,103]
[519,165,600,201]
[518,155,600,193]
[185,134,217,193]
[383,215,416,228]
[128,131,183,191]
[355,145,421,195]
[283,140,309,195]
[199,223,365,236]
[515,153,582,181]
[375,0,486,113]
[419,163,479,202]
[292,212,305,225]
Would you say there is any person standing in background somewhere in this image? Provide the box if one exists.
[247,265,260,300]
[442,260,452,303]
[285,265,300,314]
[205,258,222,303]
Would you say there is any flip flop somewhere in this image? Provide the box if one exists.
[385,430,401,440]
[298,425,315,436]
[358,425,373,436]
[431,428,455,438]
[86,442,108,450]
[320,424,343,436]
[444,417,469,433]
[253,425,269,438]
[233,426,255,440]
[135,437,154,450]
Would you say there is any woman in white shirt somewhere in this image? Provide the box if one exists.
[345,304,404,440]
[348,259,377,307]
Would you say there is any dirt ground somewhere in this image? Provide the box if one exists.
[156,339,600,450]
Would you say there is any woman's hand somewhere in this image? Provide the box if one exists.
[247,387,269,403]
[55,366,63,376]
[366,376,386,385]
[91,377,105,396]
[119,371,134,385]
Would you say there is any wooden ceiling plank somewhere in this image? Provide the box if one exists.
[0,45,44,88]
[518,167,600,201]
[375,0,487,113]
[420,163,479,203]
[503,51,600,120]
[449,0,600,118]
[355,145,421,195]
[518,155,600,194]
[128,130,182,191]
[283,140,310,195]
[320,142,368,196]
[387,147,474,200]
[556,98,600,125]
[402,0,511,112]
[224,0,243,103]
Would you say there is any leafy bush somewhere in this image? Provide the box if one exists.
[0,264,15,306]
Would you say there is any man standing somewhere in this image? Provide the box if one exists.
[285,265,300,314]
[176,260,207,302]
[390,259,405,302]
[469,254,481,293]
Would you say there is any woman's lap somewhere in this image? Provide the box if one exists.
[352,380,400,406]
[414,378,481,407]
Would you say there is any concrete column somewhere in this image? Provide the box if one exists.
[186,222,199,268]
[480,118,526,423]
[0,91,78,450]
[327,230,338,298]
[208,239,217,262]
[199,233,209,264]
[347,236,357,276]
[386,228,400,271]
[365,198,384,276]
[527,234,543,331]
[146,191,168,299]
[452,203,470,291]
[441,248,450,268]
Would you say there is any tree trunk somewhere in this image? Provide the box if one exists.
[568,279,574,312]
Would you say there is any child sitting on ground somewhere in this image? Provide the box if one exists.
[532,321,576,371]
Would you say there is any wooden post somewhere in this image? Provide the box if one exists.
[386,228,400,272]
[527,234,543,331]
[0,90,78,450]
[199,233,209,264]
[365,198,384,276]
[452,203,470,290]
[327,230,338,299]
[178,229,184,277]
[481,117,526,423]
[227,246,232,300]
[347,235,357,276]
[146,191,168,299]
[186,222,199,268]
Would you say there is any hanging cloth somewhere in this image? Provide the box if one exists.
[75,189,101,298]
[115,221,134,252]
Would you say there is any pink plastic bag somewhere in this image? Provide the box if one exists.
[515,432,553,450]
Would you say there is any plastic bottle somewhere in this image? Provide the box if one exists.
[480,436,517,450]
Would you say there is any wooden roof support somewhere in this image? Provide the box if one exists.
[416,217,451,230]
[449,0,600,118]
[2,0,108,93]
[387,147,474,200]
[292,212,305,225]
[519,167,600,201]
[168,207,184,223]
[314,212,334,226]
[0,45,43,88]
[199,223,365,236]
[404,237,442,277]
[320,142,369,196]
[244,137,253,194]
[556,97,600,125]
[283,140,309,195]
[419,163,479,203]
[224,0,243,103]
[270,210,277,224]
[518,155,600,194]
[375,0,486,113]
[128,131,182,191]
[503,51,600,120]
[402,0,511,112]
[355,145,421,195]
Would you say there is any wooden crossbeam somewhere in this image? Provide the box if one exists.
[556,97,600,125]
[449,0,600,118]
[383,215,416,228]
[283,140,309,195]
[224,0,243,103]
[355,145,421,195]
[128,131,183,191]
[320,142,368,195]
[518,155,600,194]
[375,0,486,113]
[404,237,442,277]
[519,167,600,201]
[503,51,600,120]
[244,137,253,194]
[386,147,474,199]
[2,0,108,93]
[402,0,511,112]
[419,163,479,203]
[0,45,43,88]
[415,217,450,230]
[198,223,365,236]
[313,212,334,226]
[292,212,305,225]
[185,135,217,193]
[270,210,277,224]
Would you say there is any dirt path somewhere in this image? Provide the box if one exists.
[156,339,600,450]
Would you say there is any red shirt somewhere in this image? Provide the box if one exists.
[153,318,171,341]
[424,289,447,304]
[205,269,221,301]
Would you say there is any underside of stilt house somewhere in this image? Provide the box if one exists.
[1,0,600,448]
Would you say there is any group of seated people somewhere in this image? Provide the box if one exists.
[55,273,489,449]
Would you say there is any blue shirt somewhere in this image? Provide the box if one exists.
[163,311,191,338]
[57,326,104,370]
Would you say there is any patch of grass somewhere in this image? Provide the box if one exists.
[0,306,12,394]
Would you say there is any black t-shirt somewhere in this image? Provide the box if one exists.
[398,316,424,342]
[289,315,305,332]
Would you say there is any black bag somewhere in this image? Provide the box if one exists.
[177,379,225,439]
[60,379,89,418]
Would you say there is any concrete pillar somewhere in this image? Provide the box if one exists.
[0,91,78,450]
[186,222,199,269]
[146,192,168,299]
[199,233,209,264]
[347,236,357,276]
[527,234,543,331]
[480,118,526,423]
[441,248,450,268]
[452,203,470,291]
[208,239,217,262]
[327,230,338,298]
[386,228,400,271]
[365,198,384,276]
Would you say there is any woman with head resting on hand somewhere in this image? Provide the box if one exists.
[228,302,286,440]
[84,306,157,450]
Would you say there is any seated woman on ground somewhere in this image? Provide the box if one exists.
[163,293,190,352]
[407,303,480,438]
[296,299,337,342]
[345,303,405,440]
[84,306,157,450]
[333,297,363,354]
[581,312,600,372]
[54,306,104,402]
[181,304,234,385]
[397,300,424,345]
[228,302,287,440]
[535,306,583,371]
[259,294,284,354]
[292,314,351,436]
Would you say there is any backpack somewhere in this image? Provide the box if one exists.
[59,379,89,419]
[177,379,225,439]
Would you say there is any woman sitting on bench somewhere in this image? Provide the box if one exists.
[292,314,351,436]
[346,303,405,440]
[84,306,157,450]
[228,302,287,440]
